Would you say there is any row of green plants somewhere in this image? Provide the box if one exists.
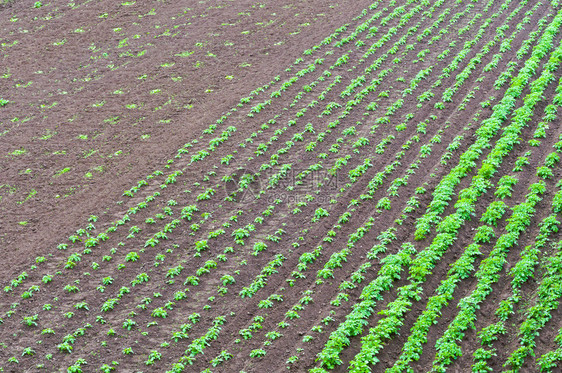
[317,8,562,370]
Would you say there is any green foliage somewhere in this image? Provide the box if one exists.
[376,197,392,210]
[495,175,518,199]
[474,225,495,243]
[481,201,507,226]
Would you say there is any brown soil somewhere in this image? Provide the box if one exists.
[1,0,562,372]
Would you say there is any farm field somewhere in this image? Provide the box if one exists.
[2,0,562,372]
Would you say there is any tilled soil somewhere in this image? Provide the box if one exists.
[1,0,562,372]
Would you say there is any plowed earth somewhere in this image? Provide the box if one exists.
[1,0,562,372]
